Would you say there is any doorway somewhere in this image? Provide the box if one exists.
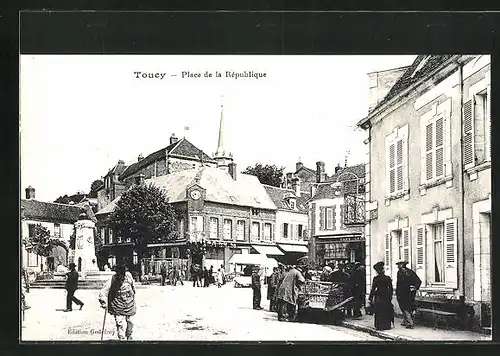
[78,257,82,272]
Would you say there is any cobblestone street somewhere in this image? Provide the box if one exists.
[22,284,382,342]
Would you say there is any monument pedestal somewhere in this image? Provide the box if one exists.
[73,214,98,278]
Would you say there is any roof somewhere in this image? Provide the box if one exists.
[311,164,365,201]
[296,165,315,175]
[97,166,277,214]
[120,138,215,179]
[263,185,310,213]
[360,55,455,126]
[106,162,128,177]
[21,199,84,224]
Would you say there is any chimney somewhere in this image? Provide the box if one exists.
[335,163,342,174]
[228,162,237,180]
[118,159,125,165]
[138,154,144,162]
[25,186,35,200]
[170,133,179,145]
[291,177,301,197]
[316,161,326,183]
[296,161,303,172]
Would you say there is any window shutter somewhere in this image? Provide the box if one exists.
[311,203,316,235]
[425,122,434,180]
[384,232,391,273]
[319,207,325,230]
[403,136,409,191]
[389,143,396,193]
[444,113,452,176]
[415,224,426,286]
[463,99,475,168]
[332,206,337,230]
[435,117,444,178]
[486,85,491,160]
[396,139,403,191]
[444,218,458,289]
[402,227,411,268]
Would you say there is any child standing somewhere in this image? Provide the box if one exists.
[216,268,223,288]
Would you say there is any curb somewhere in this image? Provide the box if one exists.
[339,320,416,341]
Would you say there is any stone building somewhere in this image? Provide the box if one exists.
[21,186,84,273]
[357,55,491,331]
[308,163,366,267]
[282,160,319,195]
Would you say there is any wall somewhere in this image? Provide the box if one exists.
[311,198,364,237]
[274,210,308,243]
[368,67,408,112]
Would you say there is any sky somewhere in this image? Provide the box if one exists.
[20,55,416,202]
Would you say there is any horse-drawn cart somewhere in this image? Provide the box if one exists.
[297,280,354,324]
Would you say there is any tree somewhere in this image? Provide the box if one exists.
[242,163,285,187]
[108,184,179,271]
[89,179,104,198]
[23,224,68,258]
[186,241,206,266]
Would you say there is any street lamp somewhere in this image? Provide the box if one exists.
[331,171,360,196]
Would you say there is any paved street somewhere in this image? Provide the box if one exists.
[22,283,382,342]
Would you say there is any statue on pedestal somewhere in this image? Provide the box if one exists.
[73,213,99,277]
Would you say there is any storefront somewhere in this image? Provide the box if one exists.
[314,235,364,267]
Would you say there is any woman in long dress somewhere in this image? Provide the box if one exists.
[99,264,136,341]
[368,261,394,330]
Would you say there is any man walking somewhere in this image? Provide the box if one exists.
[395,260,421,329]
[160,262,167,286]
[251,266,263,310]
[348,262,366,319]
[277,265,305,322]
[64,262,84,312]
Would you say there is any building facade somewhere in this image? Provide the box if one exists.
[358,55,491,331]
[308,164,366,267]
[21,186,84,273]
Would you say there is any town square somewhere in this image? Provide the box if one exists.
[20,54,492,342]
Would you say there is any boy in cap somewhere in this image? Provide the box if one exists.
[395,260,421,329]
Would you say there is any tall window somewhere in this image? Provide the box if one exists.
[425,117,445,181]
[251,222,260,240]
[326,207,334,230]
[191,217,198,233]
[236,220,245,241]
[389,138,405,193]
[109,228,114,244]
[223,219,232,240]
[28,251,38,267]
[179,219,185,239]
[28,224,35,238]
[298,224,303,239]
[264,223,272,241]
[209,217,219,239]
[283,223,289,238]
[433,223,445,283]
[54,223,61,238]
[101,227,106,244]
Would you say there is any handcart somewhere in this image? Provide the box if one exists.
[297,280,354,324]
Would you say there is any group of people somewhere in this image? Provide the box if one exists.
[160,263,185,287]
[368,259,422,330]
[190,264,225,288]
[251,263,306,322]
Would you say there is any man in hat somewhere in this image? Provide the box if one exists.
[251,265,263,310]
[64,262,84,311]
[276,265,305,321]
[395,260,421,329]
[348,262,366,319]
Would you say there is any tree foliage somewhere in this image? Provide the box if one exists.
[23,224,68,257]
[109,184,179,259]
[242,163,285,187]
[186,241,206,266]
[89,179,104,198]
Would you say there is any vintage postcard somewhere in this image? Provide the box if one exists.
[19,49,492,341]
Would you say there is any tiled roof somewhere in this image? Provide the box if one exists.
[263,185,310,213]
[21,199,84,224]
[296,166,315,175]
[311,164,365,201]
[119,138,214,179]
[370,55,454,115]
[98,167,277,214]
[106,162,128,177]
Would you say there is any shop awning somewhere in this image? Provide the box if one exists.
[228,253,278,268]
[252,244,284,256]
[277,244,308,253]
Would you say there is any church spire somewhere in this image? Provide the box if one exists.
[213,95,233,169]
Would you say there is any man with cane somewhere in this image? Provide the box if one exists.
[99,264,136,341]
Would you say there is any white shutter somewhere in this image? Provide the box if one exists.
[389,143,396,193]
[420,120,427,184]
[463,99,475,168]
[403,136,409,191]
[425,122,434,181]
[444,113,452,176]
[444,218,458,289]
[386,139,391,195]
[415,225,426,286]
[435,117,444,178]
[402,227,411,267]
[486,85,491,160]
[396,139,403,191]
[384,232,391,273]
[280,223,284,238]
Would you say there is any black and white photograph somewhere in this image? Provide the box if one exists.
[18,14,493,343]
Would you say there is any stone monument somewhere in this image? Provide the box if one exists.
[73,212,99,276]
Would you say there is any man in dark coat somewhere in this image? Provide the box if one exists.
[348,262,366,318]
[251,266,263,310]
[277,265,305,321]
[160,262,167,286]
[267,267,279,312]
[203,267,209,287]
[65,262,84,311]
[395,260,422,329]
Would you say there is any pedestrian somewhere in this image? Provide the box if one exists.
[395,260,421,329]
[99,264,136,341]
[348,262,366,319]
[276,265,305,322]
[64,262,84,312]
[21,267,30,311]
[209,265,215,285]
[203,267,209,287]
[273,264,285,314]
[216,268,223,288]
[220,265,226,285]
[160,262,167,286]
[251,266,263,310]
[368,261,394,330]
[191,264,199,287]
[172,266,184,286]
[267,267,279,312]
